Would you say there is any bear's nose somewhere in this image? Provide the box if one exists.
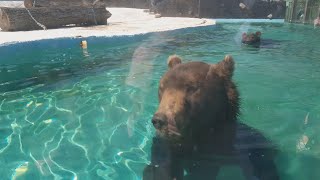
[152,113,168,129]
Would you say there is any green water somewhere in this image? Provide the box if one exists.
[0,23,320,180]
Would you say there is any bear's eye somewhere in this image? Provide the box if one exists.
[186,86,198,93]
[185,99,192,110]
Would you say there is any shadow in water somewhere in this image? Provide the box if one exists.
[143,122,280,180]
[241,39,284,50]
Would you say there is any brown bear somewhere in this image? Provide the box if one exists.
[242,31,262,46]
[143,55,279,180]
[153,54,239,154]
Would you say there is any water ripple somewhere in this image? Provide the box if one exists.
[0,23,320,179]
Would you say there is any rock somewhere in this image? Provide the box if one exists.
[239,3,246,9]
[155,13,161,18]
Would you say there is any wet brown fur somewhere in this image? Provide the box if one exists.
[147,55,240,179]
[167,54,182,70]
[155,55,239,154]
[145,55,281,180]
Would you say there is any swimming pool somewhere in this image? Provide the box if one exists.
[0,22,320,180]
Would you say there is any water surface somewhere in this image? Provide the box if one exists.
[0,23,320,180]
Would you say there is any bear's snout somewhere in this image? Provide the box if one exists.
[152,113,168,129]
[152,112,182,138]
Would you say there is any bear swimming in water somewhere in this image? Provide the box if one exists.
[242,31,262,46]
[143,55,279,180]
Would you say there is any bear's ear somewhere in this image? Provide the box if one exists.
[167,55,182,69]
[208,55,235,79]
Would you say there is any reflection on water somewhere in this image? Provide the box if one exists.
[125,31,172,137]
[0,23,320,179]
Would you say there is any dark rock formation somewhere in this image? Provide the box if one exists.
[247,0,286,19]
[151,0,286,19]
[105,0,150,9]
[151,0,200,17]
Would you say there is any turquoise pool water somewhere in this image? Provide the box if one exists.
[0,22,320,180]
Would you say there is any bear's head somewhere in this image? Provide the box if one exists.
[152,55,239,145]
[242,31,261,45]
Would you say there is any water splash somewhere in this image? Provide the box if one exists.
[234,23,251,45]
